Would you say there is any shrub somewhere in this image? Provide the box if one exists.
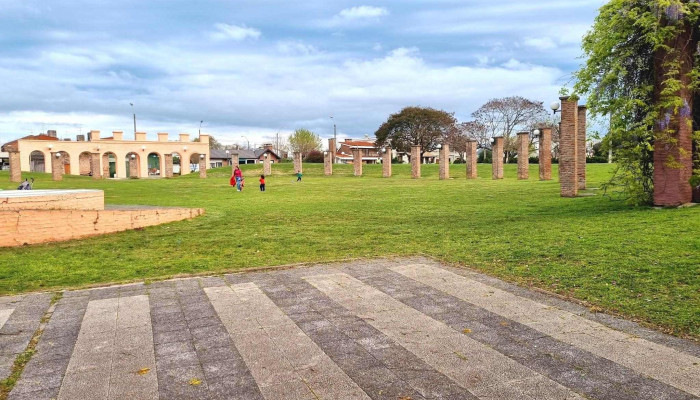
[304,150,324,163]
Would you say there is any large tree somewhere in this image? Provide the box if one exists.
[374,106,457,158]
[289,129,322,157]
[471,96,548,162]
[574,0,699,205]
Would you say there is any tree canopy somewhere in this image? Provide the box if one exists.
[289,129,322,156]
[574,0,699,204]
[374,106,457,155]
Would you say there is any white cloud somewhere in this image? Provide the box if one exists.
[276,41,318,56]
[338,6,389,19]
[210,23,261,41]
[523,37,557,51]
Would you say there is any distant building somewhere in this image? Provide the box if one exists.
[335,139,381,164]
[210,144,283,168]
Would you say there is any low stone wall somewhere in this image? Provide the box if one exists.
[0,207,204,247]
[0,190,104,211]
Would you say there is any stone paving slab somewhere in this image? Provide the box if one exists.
[3,257,699,400]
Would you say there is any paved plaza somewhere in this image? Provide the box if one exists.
[1,257,698,400]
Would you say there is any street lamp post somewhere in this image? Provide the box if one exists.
[330,116,336,144]
[241,136,250,149]
[199,120,203,136]
[130,103,136,134]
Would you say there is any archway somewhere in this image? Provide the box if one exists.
[79,152,92,175]
[190,153,201,173]
[147,152,161,176]
[102,152,117,178]
[29,151,45,173]
[172,152,182,176]
[125,152,141,178]
[57,152,71,174]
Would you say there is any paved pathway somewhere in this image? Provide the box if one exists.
[2,257,698,400]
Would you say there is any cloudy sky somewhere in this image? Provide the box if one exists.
[0,0,605,147]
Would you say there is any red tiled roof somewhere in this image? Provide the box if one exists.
[1,134,59,152]
[343,140,375,147]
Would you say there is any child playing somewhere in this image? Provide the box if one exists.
[296,171,302,182]
[259,175,266,192]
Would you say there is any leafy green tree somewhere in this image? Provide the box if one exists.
[574,0,699,204]
[289,129,322,157]
[374,106,457,159]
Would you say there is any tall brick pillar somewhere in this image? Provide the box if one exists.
[559,96,579,197]
[466,140,477,179]
[293,152,302,174]
[199,156,207,178]
[9,151,21,182]
[90,152,102,179]
[51,152,63,181]
[263,155,271,175]
[577,105,587,190]
[382,147,392,178]
[439,144,449,180]
[517,132,529,180]
[411,145,421,178]
[324,151,333,176]
[328,138,337,163]
[492,136,504,180]
[129,156,139,178]
[539,128,552,181]
[352,148,362,176]
[164,153,173,178]
[232,152,240,171]
[102,154,110,178]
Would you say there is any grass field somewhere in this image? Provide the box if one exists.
[1,163,698,338]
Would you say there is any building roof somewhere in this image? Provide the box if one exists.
[209,148,282,160]
[342,140,376,148]
[1,135,59,152]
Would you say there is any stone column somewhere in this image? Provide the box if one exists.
[411,145,421,178]
[232,152,240,170]
[439,144,449,180]
[517,132,529,180]
[352,148,362,176]
[263,155,271,175]
[492,136,504,180]
[51,152,63,181]
[559,96,579,197]
[9,151,21,182]
[102,154,110,177]
[328,138,337,163]
[199,156,207,178]
[129,156,138,178]
[538,128,552,180]
[465,140,477,179]
[324,151,333,176]
[90,152,102,179]
[577,105,587,190]
[293,152,302,174]
[164,153,173,178]
[382,147,392,178]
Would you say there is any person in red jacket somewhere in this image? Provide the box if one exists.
[233,166,243,191]
[259,175,266,192]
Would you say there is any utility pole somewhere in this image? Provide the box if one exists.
[199,120,203,136]
[330,116,336,144]
[130,103,136,134]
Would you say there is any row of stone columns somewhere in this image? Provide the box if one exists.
[559,96,587,197]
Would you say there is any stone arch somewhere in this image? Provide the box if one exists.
[125,152,141,178]
[102,152,117,178]
[147,152,162,176]
[171,152,183,176]
[29,150,46,173]
[78,151,93,175]
[190,153,202,173]
[55,151,71,175]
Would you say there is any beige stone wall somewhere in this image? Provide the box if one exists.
[15,131,209,179]
[0,207,204,247]
[577,106,587,190]
[492,137,504,180]
[539,128,552,181]
[559,97,579,197]
[411,145,421,178]
[465,140,477,179]
[382,147,392,178]
[0,190,104,211]
[517,132,529,180]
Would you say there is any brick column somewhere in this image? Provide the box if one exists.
[382,147,392,178]
[411,145,421,178]
[517,132,529,180]
[324,151,333,175]
[465,140,477,179]
[328,138,337,163]
[439,144,449,180]
[263,155,271,175]
[232,152,240,171]
[163,154,173,178]
[129,156,138,178]
[102,154,110,177]
[9,151,21,183]
[352,148,362,176]
[577,105,587,190]
[90,152,102,179]
[492,136,504,180]
[51,152,63,181]
[559,96,579,197]
[293,152,302,174]
[539,128,552,181]
[199,156,207,178]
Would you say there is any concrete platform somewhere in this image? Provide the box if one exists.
[2,257,698,400]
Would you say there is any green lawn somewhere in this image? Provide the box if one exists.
[1,163,698,338]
